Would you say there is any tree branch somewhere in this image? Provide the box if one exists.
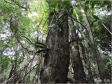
[101,22,112,35]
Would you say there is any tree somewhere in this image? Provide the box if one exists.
[0,0,111,83]
[40,0,70,83]
[70,28,87,83]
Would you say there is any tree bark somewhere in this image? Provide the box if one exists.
[40,10,70,83]
[70,28,87,83]
[73,7,94,82]
[80,5,104,82]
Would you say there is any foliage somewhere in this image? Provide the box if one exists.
[0,0,111,83]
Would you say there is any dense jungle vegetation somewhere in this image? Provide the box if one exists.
[0,0,112,83]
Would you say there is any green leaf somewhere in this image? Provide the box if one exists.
[20,16,31,28]
[47,0,58,12]
[62,0,71,9]
[73,7,83,21]
[0,56,10,71]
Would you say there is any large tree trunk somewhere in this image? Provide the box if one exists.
[73,7,94,82]
[40,10,70,83]
[80,5,104,82]
[70,28,87,83]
